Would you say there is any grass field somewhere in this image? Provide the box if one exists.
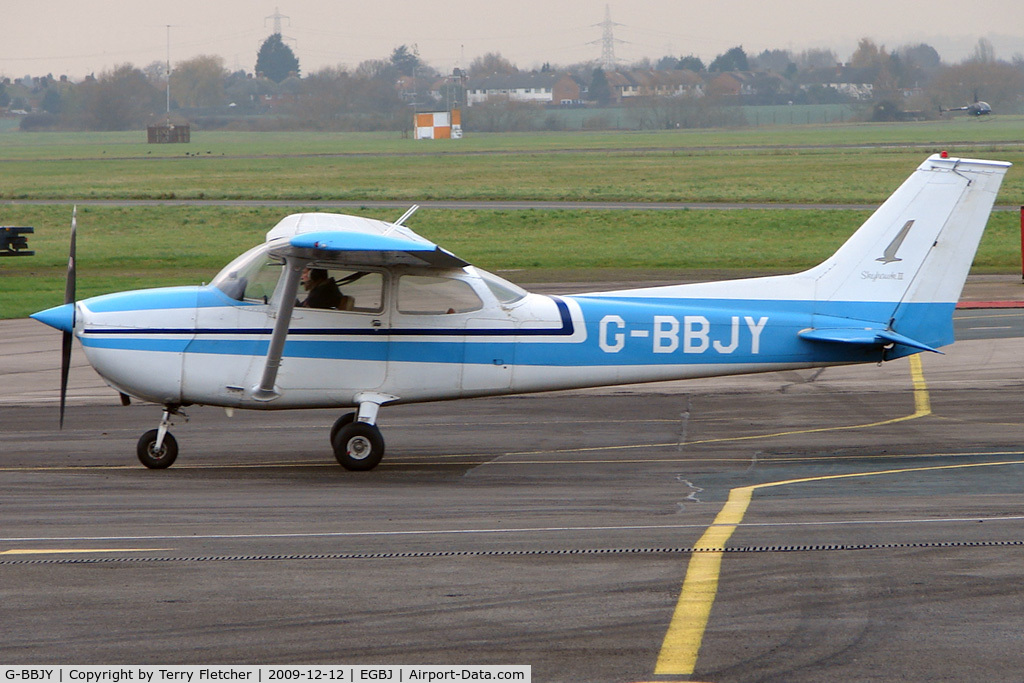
[1,120,1022,319]
[1,120,1022,204]
[3,117,1024,158]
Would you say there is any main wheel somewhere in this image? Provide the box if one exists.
[137,429,178,469]
[329,412,357,446]
[332,422,385,471]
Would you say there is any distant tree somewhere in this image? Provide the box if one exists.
[64,64,163,130]
[0,81,9,108]
[709,46,749,72]
[871,100,902,122]
[278,74,303,97]
[796,48,838,70]
[589,67,611,105]
[390,44,420,77]
[930,60,1024,112]
[969,38,996,64]
[349,61,406,123]
[850,38,887,68]
[676,55,705,72]
[291,67,352,128]
[751,49,794,74]
[469,52,518,76]
[142,60,167,89]
[256,33,300,83]
[355,58,398,82]
[172,55,227,107]
[655,56,679,70]
[40,88,62,114]
[897,43,942,71]
[224,70,265,111]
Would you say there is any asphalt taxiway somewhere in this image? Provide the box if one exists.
[2,294,1023,682]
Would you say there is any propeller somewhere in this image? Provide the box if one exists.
[59,206,77,429]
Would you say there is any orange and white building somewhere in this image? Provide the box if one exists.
[414,110,462,139]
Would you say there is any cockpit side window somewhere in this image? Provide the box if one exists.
[397,275,483,315]
[302,269,385,313]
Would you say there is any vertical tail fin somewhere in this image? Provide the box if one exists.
[809,154,1009,306]
[805,154,1010,350]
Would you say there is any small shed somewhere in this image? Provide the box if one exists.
[147,123,191,144]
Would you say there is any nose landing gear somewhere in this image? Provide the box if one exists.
[136,406,185,469]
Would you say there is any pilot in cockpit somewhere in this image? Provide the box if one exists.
[299,267,343,309]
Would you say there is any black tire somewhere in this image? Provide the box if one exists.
[137,429,178,469]
[329,412,357,446]
[332,422,385,471]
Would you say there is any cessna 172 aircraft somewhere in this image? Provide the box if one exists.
[32,153,1009,471]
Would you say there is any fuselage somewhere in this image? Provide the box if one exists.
[69,266,938,411]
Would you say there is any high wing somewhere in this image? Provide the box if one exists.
[264,211,467,269]
[274,230,468,269]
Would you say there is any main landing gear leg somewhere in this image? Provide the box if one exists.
[137,406,185,469]
[331,393,395,471]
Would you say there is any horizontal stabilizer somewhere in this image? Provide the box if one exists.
[275,230,468,269]
[798,327,942,354]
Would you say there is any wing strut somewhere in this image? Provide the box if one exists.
[252,256,305,401]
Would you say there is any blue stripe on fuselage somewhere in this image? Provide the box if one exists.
[78,293,954,367]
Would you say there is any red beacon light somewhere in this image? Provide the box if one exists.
[940,150,949,158]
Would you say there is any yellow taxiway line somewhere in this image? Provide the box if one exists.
[653,354,1020,677]
[0,548,168,555]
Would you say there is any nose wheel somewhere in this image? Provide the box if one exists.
[136,406,183,469]
[137,429,178,469]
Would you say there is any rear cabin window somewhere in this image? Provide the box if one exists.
[397,275,483,315]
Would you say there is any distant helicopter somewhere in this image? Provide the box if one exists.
[941,91,992,116]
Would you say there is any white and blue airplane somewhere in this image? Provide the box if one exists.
[32,154,1010,471]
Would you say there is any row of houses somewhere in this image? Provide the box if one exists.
[462,70,704,107]
[451,65,881,107]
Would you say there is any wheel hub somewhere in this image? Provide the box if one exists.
[346,436,372,460]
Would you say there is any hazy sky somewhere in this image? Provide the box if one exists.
[3,0,1023,79]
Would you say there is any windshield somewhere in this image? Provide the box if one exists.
[476,268,528,305]
[211,243,283,304]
